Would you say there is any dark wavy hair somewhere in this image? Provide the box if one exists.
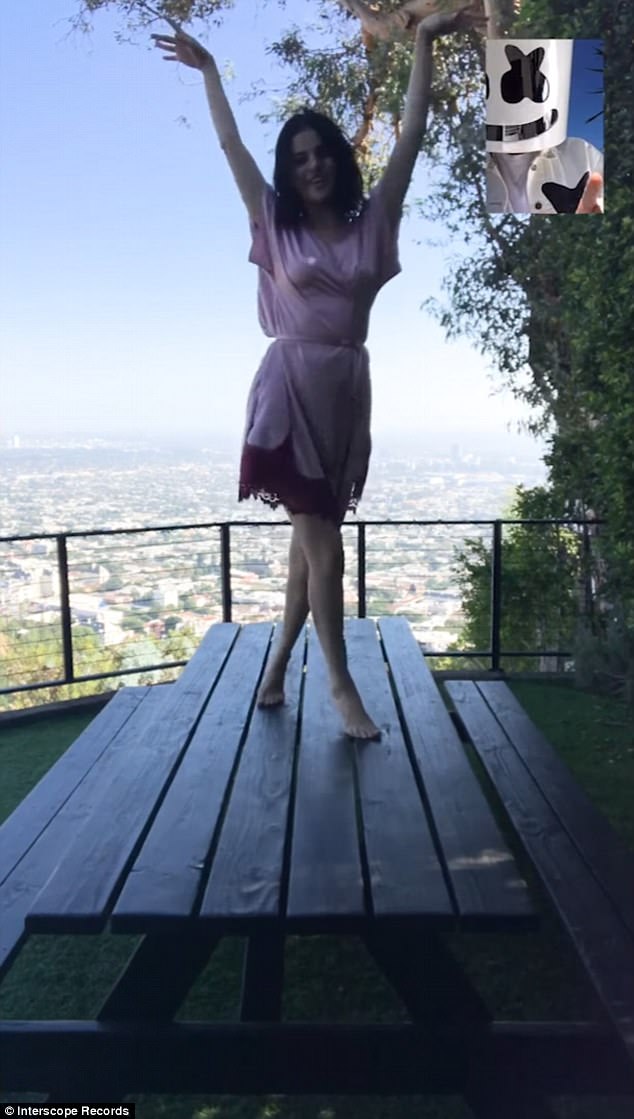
[273,109,366,229]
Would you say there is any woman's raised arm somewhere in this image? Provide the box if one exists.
[152,24,266,223]
[373,2,487,226]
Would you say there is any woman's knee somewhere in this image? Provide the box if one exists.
[289,513,342,573]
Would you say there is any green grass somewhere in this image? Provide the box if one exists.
[1,683,633,1118]
[0,707,100,822]
[508,680,634,848]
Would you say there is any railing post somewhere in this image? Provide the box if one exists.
[57,534,74,683]
[581,521,594,619]
[357,522,366,619]
[491,520,502,672]
[220,523,232,623]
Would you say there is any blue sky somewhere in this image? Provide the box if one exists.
[569,39,603,148]
[0,0,553,452]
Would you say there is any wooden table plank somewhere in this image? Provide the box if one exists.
[447,679,634,1062]
[286,623,365,926]
[379,617,535,928]
[345,618,455,923]
[111,624,273,930]
[478,680,634,937]
[0,687,150,887]
[0,687,165,974]
[25,624,240,932]
[199,628,305,925]
[174,621,239,690]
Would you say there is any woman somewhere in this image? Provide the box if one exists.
[152,4,485,740]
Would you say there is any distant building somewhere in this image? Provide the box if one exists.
[102,610,125,645]
[145,619,166,640]
[39,567,55,598]
[70,593,105,622]
[152,582,180,609]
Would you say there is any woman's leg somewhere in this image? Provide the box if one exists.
[290,512,380,739]
[257,523,310,706]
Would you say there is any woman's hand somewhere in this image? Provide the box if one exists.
[417,2,488,39]
[151,26,212,71]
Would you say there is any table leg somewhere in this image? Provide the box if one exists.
[96,929,223,1021]
[240,927,285,1021]
[363,928,559,1119]
[363,928,489,1026]
[45,929,222,1102]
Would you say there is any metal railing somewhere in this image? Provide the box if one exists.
[0,516,603,698]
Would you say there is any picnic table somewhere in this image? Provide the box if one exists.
[1,616,633,1115]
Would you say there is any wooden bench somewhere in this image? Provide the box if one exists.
[446,679,634,1070]
[0,622,239,975]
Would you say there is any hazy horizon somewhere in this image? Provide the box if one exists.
[1,422,548,457]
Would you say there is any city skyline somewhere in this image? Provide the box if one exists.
[0,421,548,462]
[1,435,550,709]
[1,429,548,540]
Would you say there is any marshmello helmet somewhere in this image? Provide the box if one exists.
[486,39,573,153]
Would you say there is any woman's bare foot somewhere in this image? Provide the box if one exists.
[331,672,381,739]
[257,658,287,707]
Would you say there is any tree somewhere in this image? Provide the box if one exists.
[0,618,127,712]
[450,484,581,671]
[0,620,63,700]
[102,574,124,590]
[69,0,497,184]
[121,612,146,631]
[164,614,182,632]
[69,1,620,443]
[162,625,199,660]
[419,0,634,676]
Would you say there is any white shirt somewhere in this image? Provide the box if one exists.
[487,138,604,214]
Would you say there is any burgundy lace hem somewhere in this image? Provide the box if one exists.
[238,435,363,525]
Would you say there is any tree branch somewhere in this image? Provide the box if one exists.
[482,0,501,38]
[351,89,379,150]
[334,0,524,42]
[333,0,454,40]
[137,0,182,32]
